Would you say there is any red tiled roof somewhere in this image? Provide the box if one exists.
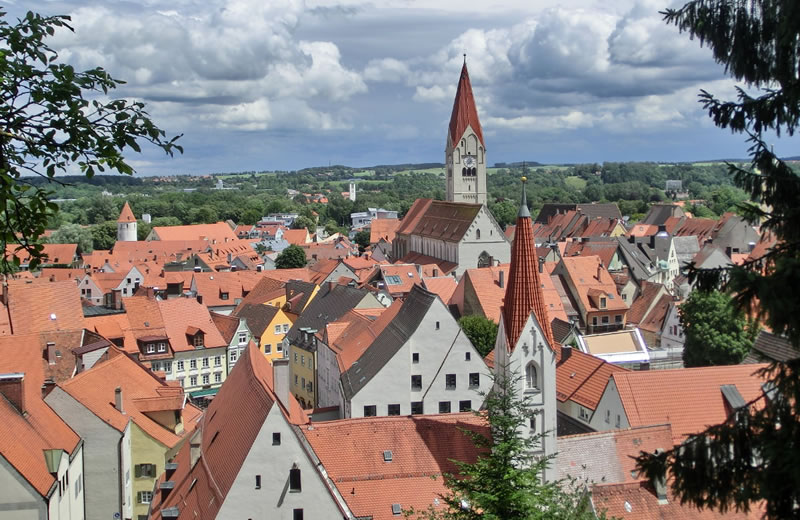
[148,343,310,518]
[283,229,310,245]
[396,252,458,275]
[422,276,458,304]
[150,221,237,243]
[395,199,482,243]
[378,264,423,297]
[563,240,619,269]
[592,479,763,519]
[556,349,628,410]
[38,268,88,282]
[612,364,769,445]
[6,243,78,266]
[118,201,136,223]
[59,350,202,448]
[369,218,401,244]
[627,281,668,324]
[157,298,227,351]
[0,333,81,497]
[638,294,673,334]
[559,255,628,313]
[210,312,240,344]
[447,62,484,148]
[502,190,555,349]
[331,301,400,372]
[303,413,488,520]
[7,280,85,334]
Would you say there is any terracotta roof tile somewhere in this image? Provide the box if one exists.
[283,229,310,245]
[369,218,401,244]
[557,349,628,410]
[378,264,423,297]
[0,333,81,497]
[210,312,240,344]
[627,281,668,324]
[157,298,227,351]
[422,276,458,304]
[150,221,238,243]
[502,189,554,348]
[396,199,482,242]
[447,62,484,148]
[303,413,487,520]
[6,243,78,266]
[638,294,673,334]
[396,252,458,275]
[38,268,88,282]
[118,201,136,223]
[612,364,769,445]
[7,280,86,334]
[559,256,628,313]
[59,350,201,449]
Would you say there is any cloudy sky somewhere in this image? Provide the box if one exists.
[7,0,789,175]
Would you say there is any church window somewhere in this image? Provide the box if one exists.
[476,229,481,239]
[525,362,538,390]
[462,167,466,176]
[477,251,491,268]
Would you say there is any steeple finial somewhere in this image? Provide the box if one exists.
[518,171,530,218]
[463,53,467,65]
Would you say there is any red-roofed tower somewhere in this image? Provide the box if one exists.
[501,178,555,349]
[445,58,486,205]
[117,201,137,242]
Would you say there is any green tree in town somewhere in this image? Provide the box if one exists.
[679,290,758,367]
[458,315,499,358]
[293,215,315,234]
[354,229,371,253]
[274,244,307,269]
[0,11,181,272]
[90,221,118,250]
[47,222,93,253]
[410,369,598,520]
[636,1,800,518]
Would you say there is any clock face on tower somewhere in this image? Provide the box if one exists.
[463,155,476,168]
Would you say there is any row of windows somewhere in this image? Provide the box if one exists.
[174,356,223,372]
[274,323,290,334]
[413,352,473,363]
[180,373,222,387]
[293,375,313,393]
[254,467,301,492]
[591,315,624,325]
[411,373,479,391]
[293,352,313,368]
[365,400,473,416]
[265,343,283,355]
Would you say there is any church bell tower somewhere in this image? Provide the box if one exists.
[446,58,487,205]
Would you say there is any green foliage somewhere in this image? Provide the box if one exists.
[47,222,93,253]
[458,315,499,357]
[137,221,151,241]
[0,11,181,272]
[679,290,757,367]
[293,215,315,234]
[274,244,307,269]
[636,2,800,518]
[488,200,517,229]
[409,369,598,520]
[90,221,117,250]
[354,229,371,252]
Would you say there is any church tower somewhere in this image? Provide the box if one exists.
[117,201,137,242]
[446,59,487,205]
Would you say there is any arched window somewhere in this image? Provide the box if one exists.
[462,167,467,176]
[477,251,491,268]
[476,229,481,240]
[525,362,538,390]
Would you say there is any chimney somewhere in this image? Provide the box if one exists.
[41,378,56,398]
[1,281,7,305]
[597,262,603,281]
[652,448,668,504]
[45,342,56,365]
[111,289,122,310]
[538,257,545,274]
[114,387,124,414]
[272,358,291,409]
[498,270,505,289]
[560,345,572,361]
[227,252,232,264]
[197,294,203,305]
[0,373,25,414]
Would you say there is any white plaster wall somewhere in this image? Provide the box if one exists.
[588,378,630,432]
[46,388,120,520]
[447,124,486,204]
[349,297,490,417]
[456,209,510,275]
[0,454,45,519]
[660,304,685,353]
[121,423,133,520]
[316,342,343,410]
[216,405,343,519]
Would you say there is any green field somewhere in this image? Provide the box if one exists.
[564,176,587,190]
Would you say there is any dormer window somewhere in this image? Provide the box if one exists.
[157,342,167,353]
[193,334,204,347]
[146,344,156,354]
[599,296,607,309]
[220,291,229,301]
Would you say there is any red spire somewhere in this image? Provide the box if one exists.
[448,61,485,148]
[501,177,555,349]
[117,202,136,223]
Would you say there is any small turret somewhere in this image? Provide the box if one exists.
[117,202,137,242]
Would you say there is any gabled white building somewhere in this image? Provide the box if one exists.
[340,285,491,418]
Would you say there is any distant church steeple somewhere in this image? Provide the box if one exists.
[501,177,554,349]
[117,202,137,242]
[445,60,487,205]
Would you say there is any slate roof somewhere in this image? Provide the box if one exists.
[551,317,575,344]
[302,413,487,520]
[233,303,280,339]
[286,283,371,347]
[611,364,769,445]
[0,333,82,497]
[641,203,685,226]
[535,203,622,224]
[672,235,701,268]
[447,62,484,147]
[341,285,435,400]
[743,330,799,363]
[395,199,482,243]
